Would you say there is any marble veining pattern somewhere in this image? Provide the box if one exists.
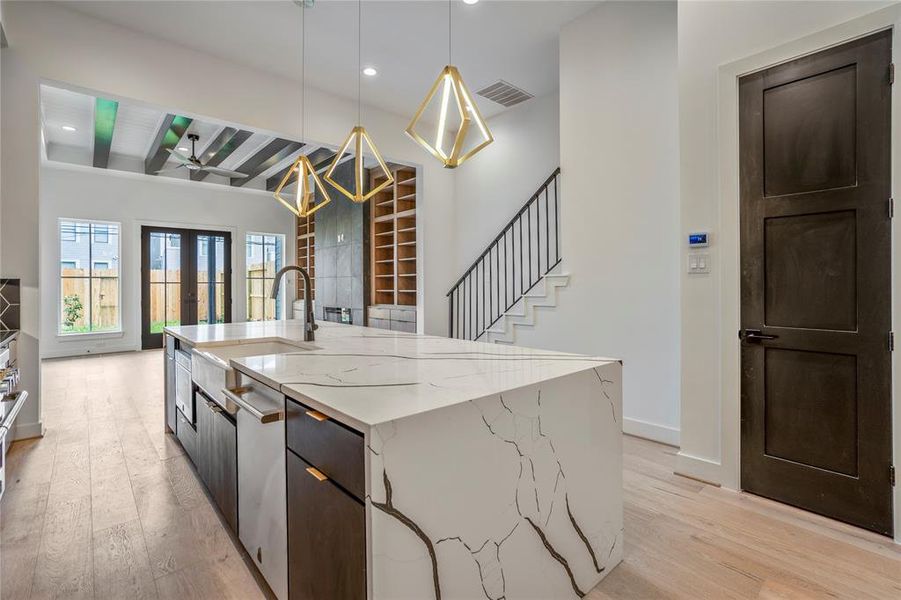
[366,366,623,599]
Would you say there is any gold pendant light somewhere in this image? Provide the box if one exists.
[325,0,394,203]
[405,0,492,168]
[273,154,331,217]
[274,1,332,217]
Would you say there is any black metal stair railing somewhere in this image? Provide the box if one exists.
[447,168,561,340]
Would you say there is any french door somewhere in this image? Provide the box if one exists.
[141,226,232,349]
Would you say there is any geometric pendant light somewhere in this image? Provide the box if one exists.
[325,0,394,203]
[274,1,332,217]
[405,0,493,168]
[325,126,394,202]
[273,153,331,217]
[406,64,493,168]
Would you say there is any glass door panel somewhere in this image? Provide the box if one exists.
[142,227,231,349]
[196,234,228,325]
[148,232,182,335]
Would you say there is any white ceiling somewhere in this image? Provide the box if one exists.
[64,0,597,119]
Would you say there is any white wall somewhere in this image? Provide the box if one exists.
[40,163,296,358]
[508,1,681,445]
[453,92,560,272]
[677,0,894,481]
[0,1,456,439]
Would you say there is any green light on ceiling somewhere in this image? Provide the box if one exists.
[94,98,119,145]
[164,116,193,147]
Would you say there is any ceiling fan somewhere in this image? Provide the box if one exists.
[156,133,249,178]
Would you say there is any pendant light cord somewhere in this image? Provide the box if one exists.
[448,0,452,66]
[358,0,362,126]
[301,2,305,141]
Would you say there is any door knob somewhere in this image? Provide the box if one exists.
[739,328,778,343]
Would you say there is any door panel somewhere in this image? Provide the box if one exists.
[142,227,232,349]
[739,30,892,535]
[287,450,365,600]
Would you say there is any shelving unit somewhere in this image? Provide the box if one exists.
[369,166,417,308]
[296,212,315,301]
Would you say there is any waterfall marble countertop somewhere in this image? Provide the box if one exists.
[164,320,618,428]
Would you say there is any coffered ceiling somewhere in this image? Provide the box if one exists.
[63,0,598,119]
[40,84,352,191]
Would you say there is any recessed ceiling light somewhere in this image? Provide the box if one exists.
[61,125,77,132]
[463,0,479,4]
[362,66,378,77]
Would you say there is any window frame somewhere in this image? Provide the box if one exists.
[58,218,123,337]
[245,232,285,322]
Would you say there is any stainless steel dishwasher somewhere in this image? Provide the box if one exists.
[174,348,193,423]
[223,372,287,600]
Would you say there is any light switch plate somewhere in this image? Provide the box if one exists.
[688,252,710,274]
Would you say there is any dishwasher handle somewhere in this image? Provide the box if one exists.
[222,387,283,424]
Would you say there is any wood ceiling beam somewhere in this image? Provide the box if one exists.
[264,146,335,192]
[231,138,304,187]
[191,127,253,182]
[92,98,119,169]
[145,114,193,175]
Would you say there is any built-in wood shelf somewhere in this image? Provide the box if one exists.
[296,212,315,301]
[369,166,417,308]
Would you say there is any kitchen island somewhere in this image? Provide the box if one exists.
[164,320,622,599]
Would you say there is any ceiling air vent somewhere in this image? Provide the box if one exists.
[476,80,534,108]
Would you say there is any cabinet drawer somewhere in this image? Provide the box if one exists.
[287,451,365,600]
[285,398,364,501]
[368,318,390,330]
[368,306,390,320]
[176,409,199,466]
[390,320,415,333]
[390,308,416,323]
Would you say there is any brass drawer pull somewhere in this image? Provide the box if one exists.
[305,409,328,422]
[306,467,328,482]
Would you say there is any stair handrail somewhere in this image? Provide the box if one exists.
[446,168,561,340]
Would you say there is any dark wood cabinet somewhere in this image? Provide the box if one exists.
[287,450,365,600]
[286,398,365,501]
[195,390,238,532]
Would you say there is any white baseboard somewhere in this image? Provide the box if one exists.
[622,416,680,446]
[41,344,138,359]
[674,450,722,486]
[11,420,44,441]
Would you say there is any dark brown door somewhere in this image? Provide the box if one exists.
[739,30,893,535]
[141,227,232,349]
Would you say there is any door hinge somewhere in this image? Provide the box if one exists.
[889,332,895,352]
[889,198,894,219]
[890,63,895,85]
[891,464,896,487]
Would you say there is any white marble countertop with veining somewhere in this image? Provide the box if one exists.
[165,320,618,427]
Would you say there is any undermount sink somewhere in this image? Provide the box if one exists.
[206,340,315,361]
[191,339,315,411]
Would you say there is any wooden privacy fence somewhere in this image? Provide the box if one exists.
[60,268,120,330]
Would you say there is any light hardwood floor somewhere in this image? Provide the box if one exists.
[1,350,899,599]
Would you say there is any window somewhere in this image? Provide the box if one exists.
[92,225,109,244]
[246,233,284,321]
[167,236,180,249]
[59,220,121,335]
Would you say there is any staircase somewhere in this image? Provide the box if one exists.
[482,271,569,344]
[447,168,567,343]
